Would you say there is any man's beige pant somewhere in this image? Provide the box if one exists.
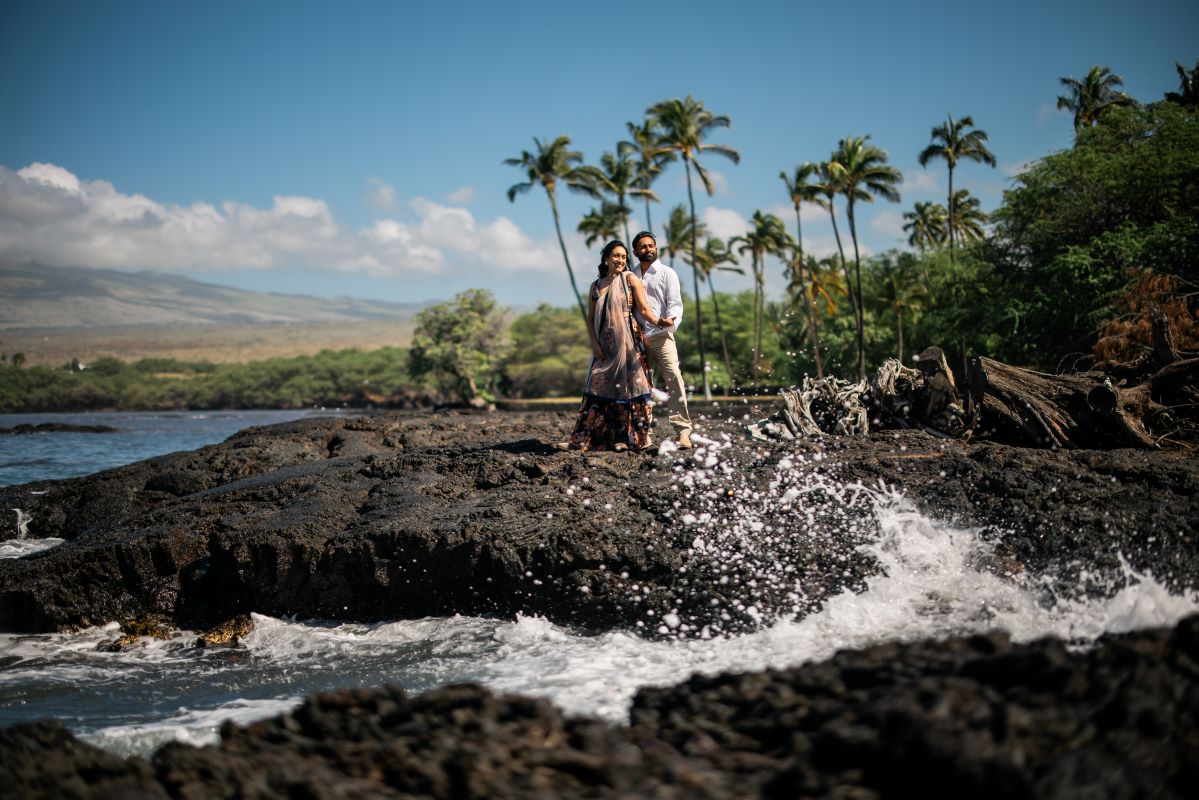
[644,332,692,436]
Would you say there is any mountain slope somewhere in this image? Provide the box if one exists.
[0,264,425,329]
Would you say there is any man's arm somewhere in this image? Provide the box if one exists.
[665,268,684,332]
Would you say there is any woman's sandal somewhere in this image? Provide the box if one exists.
[613,443,628,452]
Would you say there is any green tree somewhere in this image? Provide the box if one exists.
[661,204,691,266]
[874,252,930,362]
[815,161,856,342]
[1165,59,1199,106]
[685,236,744,385]
[501,303,590,398]
[619,119,674,235]
[408,289,508,403]
[577,201,625,247]
[989,101,1199,367]
[780,162,827,376]
[649,95,741,400]
[917,114,996,254]
[947,189,987,245]
[1057,66,1135,130]
[730,211,793,382]
[505,136,602,322]
[595,149,657,244]
[903,201,948,253]
[11,352,25,368]
[829,135,903,379]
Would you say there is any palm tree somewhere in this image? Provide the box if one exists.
[686,236,744,385]
[876,256,930,363]
[814,161,856,346]
[1057,66,1134,130]
[649,95,741,400]
[595,150,657,244]
[829,135,902,380]
[1165,60,1199,107]
[730,211,793,383]
[946,189,987,245]
[806,255,848,321]
[577,201,626,247]
[619,120,674,235]
[505,136,602,322]
[780,162,827,377]
[916,115,996,255]
[661,204,691,267]
[903,201,948,253]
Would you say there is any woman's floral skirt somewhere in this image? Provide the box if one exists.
[568,394,653,451]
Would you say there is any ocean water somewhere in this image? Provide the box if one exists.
[1,418,1196,758]
[0,409,351,488]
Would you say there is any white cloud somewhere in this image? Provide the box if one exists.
[700,206,749,242]
[900,169,940,195]
[364,178,396,212]
[704,170,730,196]
[0,162,565,280]
[870,209,907,240]
[446,186,475,204]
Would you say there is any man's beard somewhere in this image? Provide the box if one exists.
[636,251,655,264]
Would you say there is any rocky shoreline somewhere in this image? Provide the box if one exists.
[1,411,1196,636]
[3,618,1197,798]
[2,410,1197,796]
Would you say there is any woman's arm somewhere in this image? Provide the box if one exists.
[628,274,665,327]
[586,282,603,359]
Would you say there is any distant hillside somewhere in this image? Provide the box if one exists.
[0,263,426,329]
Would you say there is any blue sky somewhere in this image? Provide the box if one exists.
[1,0,1195,310]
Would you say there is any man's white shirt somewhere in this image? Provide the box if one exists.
[635,259,683,339]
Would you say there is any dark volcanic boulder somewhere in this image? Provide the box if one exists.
[0,412,1197,635]
[3,616,1197,798]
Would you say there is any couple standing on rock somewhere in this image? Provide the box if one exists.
[566,232,693,453]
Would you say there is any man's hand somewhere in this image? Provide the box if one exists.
[658,316,675,328]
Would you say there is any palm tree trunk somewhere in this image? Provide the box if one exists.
[846,200,867,381]
[947,164,956,257]
[708,276,735,389]
[896,310,905,363]
[684,158,712,400]
[644,196,653,237]
[748,253,757,383]
[619,190,631,246]
[794,206,824,378]
[946,165,967,376]
[827,202,859,348]
[548,190,588,324]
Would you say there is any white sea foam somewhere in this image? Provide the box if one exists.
[80,696,302,757]
[4,459,1196,757]
[0,536,63,559]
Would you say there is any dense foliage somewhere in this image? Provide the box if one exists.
[407,289,508,402]
[0,348,413,413]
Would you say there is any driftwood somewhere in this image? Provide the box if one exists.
[747,341,1198,449]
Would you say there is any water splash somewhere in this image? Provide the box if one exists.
[2,445,1196,758]
[8,508,31,539]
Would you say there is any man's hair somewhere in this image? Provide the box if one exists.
[631,231,656,249]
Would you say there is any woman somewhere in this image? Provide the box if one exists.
[568,240,671,452]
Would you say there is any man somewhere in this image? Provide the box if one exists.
[631,231,693,449]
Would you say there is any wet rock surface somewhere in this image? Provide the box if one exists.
[1,410,1197,635]
[4,616,1197,798]
[0,422,119,434]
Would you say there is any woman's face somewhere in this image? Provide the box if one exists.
[607,246,629,274]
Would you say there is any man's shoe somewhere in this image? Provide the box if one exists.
[677,431,692,449]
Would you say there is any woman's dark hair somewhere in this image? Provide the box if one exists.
[597,239,628,278]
